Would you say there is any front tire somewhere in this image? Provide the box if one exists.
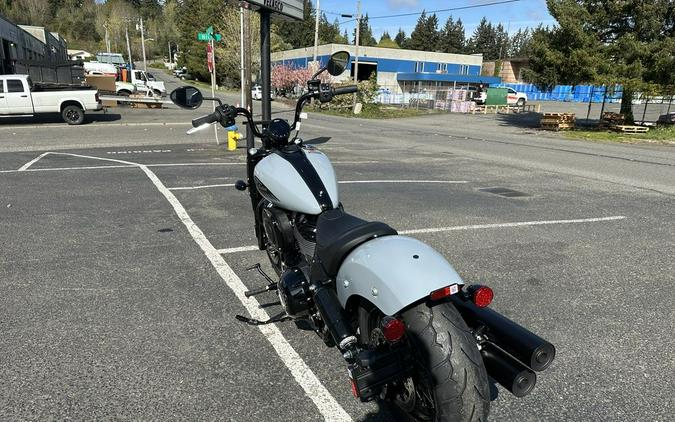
[516,98,526,107]
[62,105,84,125]
[359,301,490,421]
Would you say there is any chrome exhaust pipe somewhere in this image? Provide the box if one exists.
[451,297,556,372]
[481,342,536,397]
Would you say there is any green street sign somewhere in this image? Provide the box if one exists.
[206,26,213,34]
[197,32,222,42]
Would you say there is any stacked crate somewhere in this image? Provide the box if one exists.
[599,112,625,128]
[540,113,576,131]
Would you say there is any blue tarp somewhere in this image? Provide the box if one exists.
[498,83,623,103]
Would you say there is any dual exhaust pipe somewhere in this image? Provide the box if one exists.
[451,297,556,398]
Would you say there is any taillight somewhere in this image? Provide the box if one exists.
[430,284,459,301]
[471,285,494,308]
[381,317,406,342]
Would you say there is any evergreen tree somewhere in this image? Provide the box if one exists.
[377,31,399,48]
[274,0,315,48]
[353,13,376,46]
[468,17,499,59]
[439,16,465,54]
[394,28,406,47]
[404,11,440,51]
[508,28,532,57]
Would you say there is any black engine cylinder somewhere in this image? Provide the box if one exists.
[451,297,556,372]
[481,343,537,398]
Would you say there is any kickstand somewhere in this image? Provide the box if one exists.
[236,311,292,326]
[245,263,275,284]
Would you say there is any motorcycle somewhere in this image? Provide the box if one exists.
[170,51,556,421]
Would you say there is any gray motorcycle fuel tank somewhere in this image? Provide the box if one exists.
[253,147,339,215]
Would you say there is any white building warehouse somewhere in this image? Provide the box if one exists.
[271,43,501,94]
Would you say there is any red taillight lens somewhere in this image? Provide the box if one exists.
[381,317,406,342]
[430,284,459,301]
[350,377,359,398]
[472,286,494,308]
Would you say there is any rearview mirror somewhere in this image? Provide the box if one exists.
[170,86,203,109]
[327,51,349,76]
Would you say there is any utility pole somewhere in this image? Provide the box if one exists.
[168,41,172,64]
[353,0,361,111]
[125,24,133,70]
[313,0,320,64]
[243,4,253,147]
[140,17,147,72]
[240,5,245,107]
[104,23,110,53]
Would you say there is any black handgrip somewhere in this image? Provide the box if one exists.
[192,112,219,128]
[332,85,358,96]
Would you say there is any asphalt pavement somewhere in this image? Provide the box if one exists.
[0,89,673,421]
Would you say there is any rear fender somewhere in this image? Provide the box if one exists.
[336,235,464,316]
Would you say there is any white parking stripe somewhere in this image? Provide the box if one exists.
[17,152,49,171]
[399,216,626,234]
[168,179,468,191]
[216,246,260,254]
[46,152,352,422]
[217,216,627,254]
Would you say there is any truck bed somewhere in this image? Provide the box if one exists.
[32,83,95,92]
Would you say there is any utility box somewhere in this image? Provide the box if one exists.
[485,87,508,106]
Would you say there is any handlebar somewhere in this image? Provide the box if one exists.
[332,85,358,96]
[189,83,359,142]
[192,112,220,128]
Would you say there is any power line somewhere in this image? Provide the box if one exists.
[337,0,522,26]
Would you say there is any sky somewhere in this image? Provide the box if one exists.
[316,0,557,41]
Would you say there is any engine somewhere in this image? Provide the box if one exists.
[260,203,298,268]
[278,267,311,317]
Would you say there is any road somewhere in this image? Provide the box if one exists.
[0,87,673,421]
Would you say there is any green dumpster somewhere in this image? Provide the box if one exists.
[485,87,508,105]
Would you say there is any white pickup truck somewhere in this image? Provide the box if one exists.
[0,75,102,125]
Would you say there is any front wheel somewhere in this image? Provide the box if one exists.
[359,301,490,421]
[516,98,526,107]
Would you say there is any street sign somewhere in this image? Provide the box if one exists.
[244,0,304,21]
[198,32,222,42]
[206,42,214,73]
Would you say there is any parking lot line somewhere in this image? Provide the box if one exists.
[168,179,469,191]
[17,152,49,171]
[39,151,352,422]
[216,216,627,254]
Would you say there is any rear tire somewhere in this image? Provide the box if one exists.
[359,301,490,422]
[61,105,84,125]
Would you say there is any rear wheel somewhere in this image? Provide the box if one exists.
[358,301,490,422]
[61,105,84,125]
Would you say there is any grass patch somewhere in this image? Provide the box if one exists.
[311,103,438,119]
[563,125,675,145]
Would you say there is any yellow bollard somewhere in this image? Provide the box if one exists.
[227,131,242,151]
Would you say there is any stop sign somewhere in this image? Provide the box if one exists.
[206,43,214,73]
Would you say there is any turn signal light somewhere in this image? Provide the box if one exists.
[381,317,406,342]
[472,286,494,308]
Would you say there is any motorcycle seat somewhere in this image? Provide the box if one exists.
[315,208,397,277]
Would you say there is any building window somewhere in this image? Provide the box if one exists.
[438,63,447,73]
[415,61,424,72]
[459,65,469,75]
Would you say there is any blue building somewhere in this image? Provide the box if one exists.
[271,43,501,94]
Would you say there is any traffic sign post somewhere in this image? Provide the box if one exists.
[196,26,223,144]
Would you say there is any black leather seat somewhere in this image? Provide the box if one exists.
[315,209,397,277]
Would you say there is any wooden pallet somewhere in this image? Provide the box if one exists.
[541,122,575,131]
[612,125,649,133]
